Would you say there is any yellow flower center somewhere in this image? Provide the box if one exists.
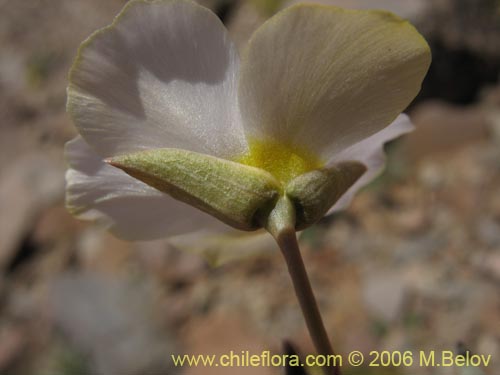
[237,138,323,185]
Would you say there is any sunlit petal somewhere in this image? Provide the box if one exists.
[238,4,430,159]
[68,0,245,159]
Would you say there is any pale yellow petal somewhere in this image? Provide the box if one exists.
[238,4,430,159]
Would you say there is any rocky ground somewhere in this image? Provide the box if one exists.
[0,1,498,375]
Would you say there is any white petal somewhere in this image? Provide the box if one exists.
[328,114,414,212]
[168,229,276,266]
[68,0,245,159]
[238,4,430,159]
[283,0,426,20]
[65,137,229,241]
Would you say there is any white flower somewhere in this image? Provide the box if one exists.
[65,0,430,259]
[283,0,426,20]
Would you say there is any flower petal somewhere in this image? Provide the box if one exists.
[327,114,414,212]
[68,0,245,159]
[238,4,430,159]
[283,0,426,20]
[168,229,276,266]
[65,137,229,241]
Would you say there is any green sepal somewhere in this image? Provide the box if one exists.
[286,161,367,230]
[108,148,281,231]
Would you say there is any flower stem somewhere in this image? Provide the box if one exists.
[276,228,340,375]
[263,197,340,375]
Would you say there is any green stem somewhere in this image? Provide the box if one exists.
[264,197,340,375]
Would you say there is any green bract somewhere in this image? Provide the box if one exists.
[108,149,280,231]
[109,149,366,232]
[286,162,367,230]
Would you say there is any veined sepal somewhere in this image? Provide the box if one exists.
[107,148,281,231]
[108,148,366,235]
[286,162,367,230]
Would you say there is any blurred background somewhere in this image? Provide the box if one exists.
[0,0,499,374]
